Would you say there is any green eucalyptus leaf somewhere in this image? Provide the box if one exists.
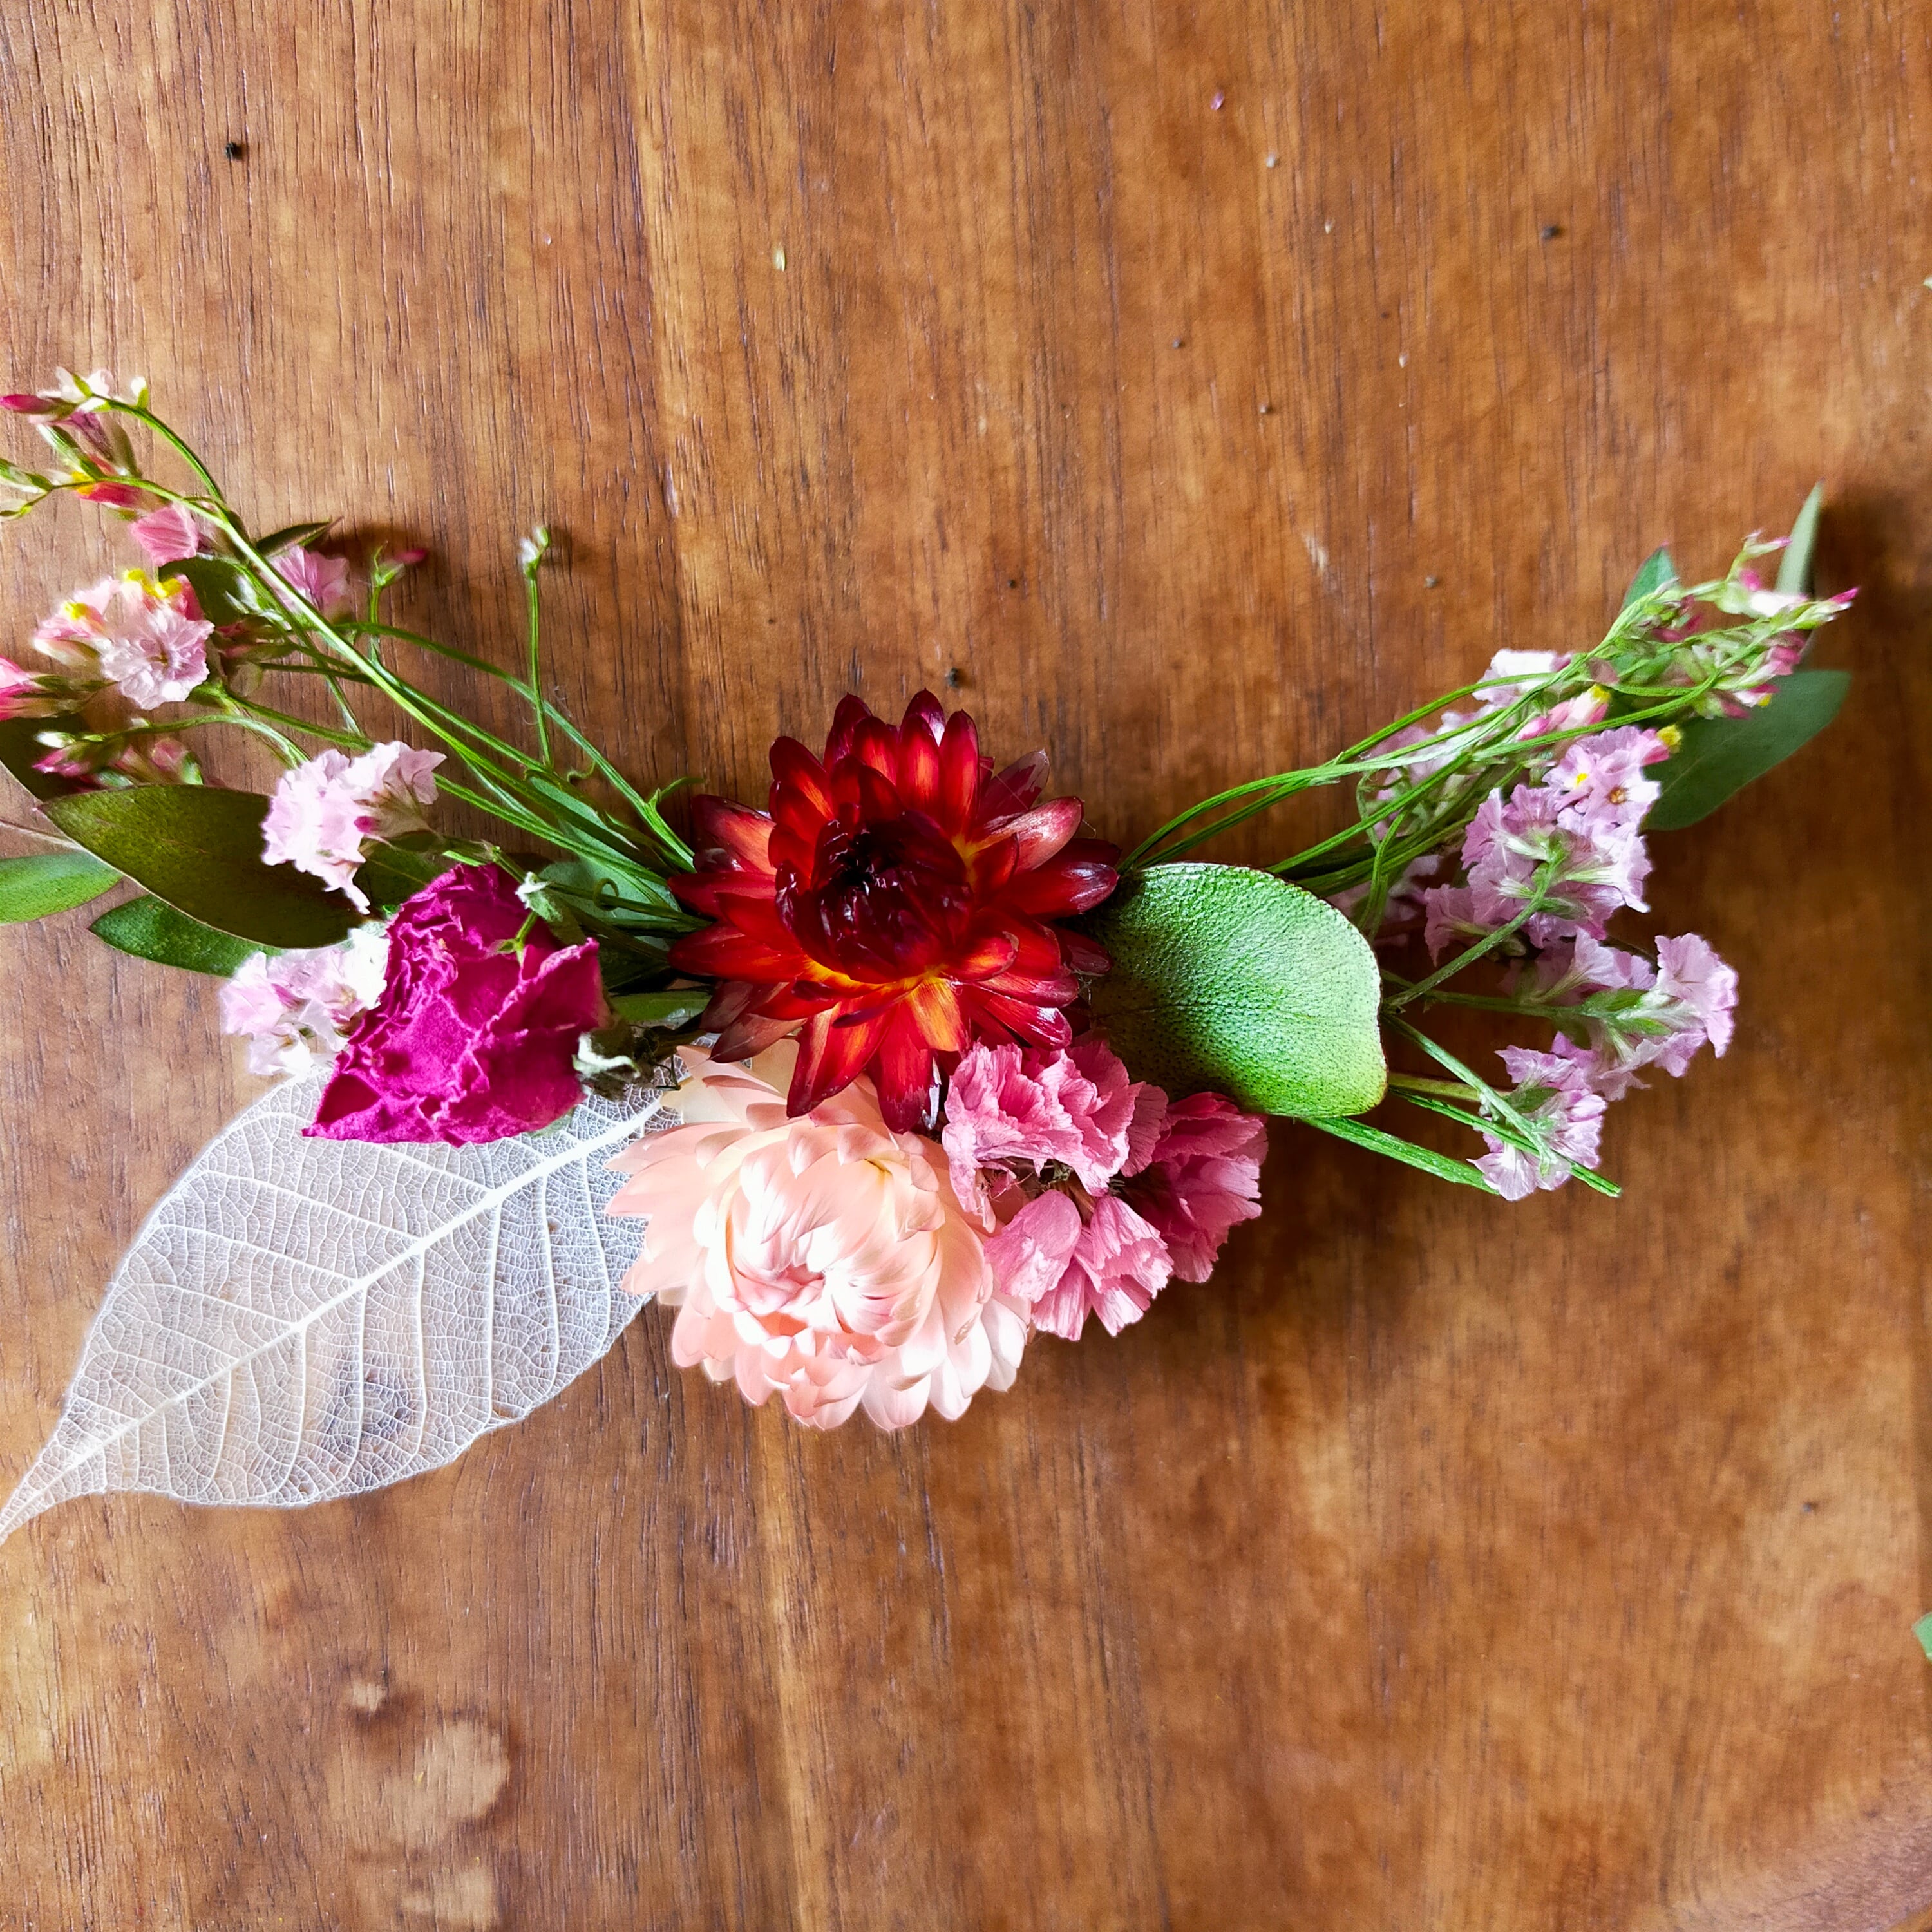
[0,715,91,799]
[542,853,688,929]
[1776,484,1824,598]
[608,988,711,1028]
[256,519,334,556]
[357,840,446,909]
[172,554,277,625]
[0,849,120,922]
[1649,668,1850,831]
[1084,862,1386,1117]
[90,894,263,975]
[44,786,361,948]
[1620,546,1678,612]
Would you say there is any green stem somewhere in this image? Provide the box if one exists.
[1383,880,1552,1011]
[1386,1071,1481,1101]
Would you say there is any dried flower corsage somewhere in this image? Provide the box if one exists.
[0,374,1853,1539]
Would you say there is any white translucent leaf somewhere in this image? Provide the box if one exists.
[0,1075,665,1542]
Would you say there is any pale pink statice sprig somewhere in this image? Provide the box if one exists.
[607,1041,1028,1432]
[1419,725,1672,960]
[941,1039,1266,1343]
[1517,931,1739,1100]
[261,741,443,911]
[31,569,213,710]
[218,923,390,1079]
[1474,1038,1609,1200]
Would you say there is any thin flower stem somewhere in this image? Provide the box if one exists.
[1383,882,1551,1010]
[1386,1071,1482,1101]
[522,538,553,770]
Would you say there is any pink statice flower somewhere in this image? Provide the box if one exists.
[1423,726,1672,957]
[218,925,390,1078]
[1656,932,1739,1057]
[607,1041,1027,1431]
[1518,931,1739,1099]
[1475,1036,1607,1200]
[273,545,354,621]
[1519,683,1611,744]
[129,504,202,569]
[261,741,442,911]
[1328,854,1441,943]
[31,570,212,708]
[940,1038,1265,1342]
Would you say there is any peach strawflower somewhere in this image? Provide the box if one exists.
[608,1041,1028,1430]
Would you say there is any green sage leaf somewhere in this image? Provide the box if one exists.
[1776,484,1824,598]
[607,988,710,1028]
[44,786,362,949]
[1083,862,1386,1117]
[1649,668,1850,831]
[90,894,263,975]
[171,554,278,625]
[1620,546,1678,612]
[0,849,121,922]
[255,519,334,556]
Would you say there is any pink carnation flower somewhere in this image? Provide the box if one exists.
[941,1039,1266,1343]
[261,741,442,911]
[129,505,202,569]
[273,545,354,620]
[218,925,390,1079]
[308,865,604,1145]
[607,1042,1027,1431]
[32,570,211,709]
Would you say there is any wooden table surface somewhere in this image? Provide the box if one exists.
[2,3,1929,1927]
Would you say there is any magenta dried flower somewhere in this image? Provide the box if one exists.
[308,866,606,1146]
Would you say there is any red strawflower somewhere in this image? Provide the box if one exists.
[668,692,1119,1130]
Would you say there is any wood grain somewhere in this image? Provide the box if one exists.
[1,2,1929,1926]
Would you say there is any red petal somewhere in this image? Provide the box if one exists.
[668,923,802,980]
[788,1004,894,1115]
[935,710,982,833]
[854,762,904,820]
[971,990,1072,1046]
[689,796,775,873]
[983,965,1079,1004]
[980,752,1047,820]
[1005,843,1119,916]
[903,690,946,745]
[770,737,838,821]
[697,980,768,1031]
[874,1007,936,1128]
[896,719,942,813]
[824,695,874,766]
[905,978,971,1054]
[1001,796,1082,868]
[1059,928,1112,976]
[713,1009,803,1060]
[949,933,1019,983]
[851,715,900,780]
[713,889,795,949]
